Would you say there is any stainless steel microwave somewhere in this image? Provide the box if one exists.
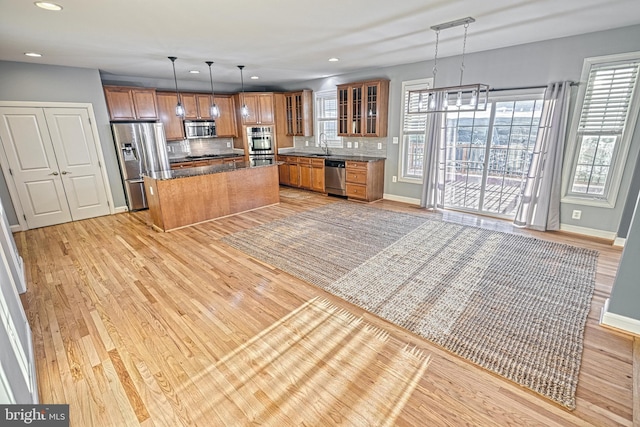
[184,120,216,139]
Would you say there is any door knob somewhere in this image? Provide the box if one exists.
[61,171,70,175]
[49,171,59,176]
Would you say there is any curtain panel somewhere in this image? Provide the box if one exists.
[514,81,572,230]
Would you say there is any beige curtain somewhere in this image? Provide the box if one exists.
[514,82,571,230]
[419,93,446,209]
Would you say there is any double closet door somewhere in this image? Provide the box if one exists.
[0,107,110,229]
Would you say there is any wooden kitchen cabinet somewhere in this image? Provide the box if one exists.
[285,90,313,136]
[345,159,385,201]
[240,93,274,125]
[215,96,238,137]
[104,86,158,121]
[182,93,216,120]
[156,92,186,141]
[279,156,324,192]
[310,158,325,192]
[337,79,389,137]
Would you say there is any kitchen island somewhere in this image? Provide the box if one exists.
[143,162,279,232]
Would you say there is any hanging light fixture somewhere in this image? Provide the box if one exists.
[205,61,220,119]
[168,56,185,118]
[237,65,249,118]
[407,17,489,114]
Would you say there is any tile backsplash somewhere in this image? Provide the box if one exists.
[282,136,388,158]
[166,138,235,159]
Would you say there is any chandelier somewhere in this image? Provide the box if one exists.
[407,17,489,114]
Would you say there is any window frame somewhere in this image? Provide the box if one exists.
[398,78,432,183]
[314,89,342,148]
[562,52,640,208]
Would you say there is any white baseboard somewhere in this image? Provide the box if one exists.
[613,236,626,247]
[382,193,421,205]
[113,206,129,214]
[600,298,640,335]
[559,223,617,240]
[9,224,22,232]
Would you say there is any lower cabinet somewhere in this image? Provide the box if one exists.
[279,156,383,200]
[279,156,324,192]
[345,160,385,202]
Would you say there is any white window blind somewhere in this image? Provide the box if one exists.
[315,90,341,147]
[566,53,640,203]
[578,61,639,135]
[400,79,431,180]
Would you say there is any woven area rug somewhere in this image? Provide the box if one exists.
[222,202,599,409]
[191,297,431,426]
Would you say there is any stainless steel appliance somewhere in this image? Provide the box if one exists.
[247,126,275,165]
[185,120,216,139]
[325,159,346,196]
[112,122,170,210]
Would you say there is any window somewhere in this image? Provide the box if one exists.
[399,79,431,181]
[565,54,640,206]
[315,90,342,148]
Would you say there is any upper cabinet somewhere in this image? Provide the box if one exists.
[214,95,238,138]
[104,86,158,121]
[181,93,217,120]
[240,93,274,125]
[337,79,389,137]
[285,90,313,136]
[156,92,185,141]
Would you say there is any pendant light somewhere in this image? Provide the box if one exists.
[406,17,489,114]
[168,56,185,117]
[205,61,220,119]
[237,65,249,118]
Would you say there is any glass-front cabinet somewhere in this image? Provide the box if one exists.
[284,90,313,136]
[337,79,389,137]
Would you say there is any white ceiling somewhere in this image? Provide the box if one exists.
[2,0,640,88]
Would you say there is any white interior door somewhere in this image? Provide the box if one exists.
[44,108,110,221]
[0,107,71,228]
[0,199,37,403]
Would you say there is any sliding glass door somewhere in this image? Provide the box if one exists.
[441,97,543,218]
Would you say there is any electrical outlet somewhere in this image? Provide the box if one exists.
[226,141,231,148]
[305,140,309,147]
[392,137,399,144]
[347,141,352,148]
[392,176,397,182]
[572,210,582,220]
[377,142,382,149]
[354,141,359,149]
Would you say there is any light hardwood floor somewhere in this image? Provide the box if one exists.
[16,188,635,426]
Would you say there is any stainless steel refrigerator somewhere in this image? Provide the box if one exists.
[112,122,170,210]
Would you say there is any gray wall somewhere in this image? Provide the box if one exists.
[617,152,640,238]
[607,190,640,319]
[0,61,126,224]
[275,24,640,235]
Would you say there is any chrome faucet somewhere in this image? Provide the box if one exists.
[319,133,330,155]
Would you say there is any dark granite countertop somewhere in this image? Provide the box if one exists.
[278,152,386,162]
[145,161,281,180]
[168,153,244,163]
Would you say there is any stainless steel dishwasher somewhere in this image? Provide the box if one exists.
[325,159,346,196]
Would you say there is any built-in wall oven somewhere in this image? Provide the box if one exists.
[247,126,275,165]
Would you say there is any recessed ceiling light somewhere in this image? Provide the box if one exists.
[328,57,339,62]
[189,70,200,74]
[34,2,63,11]
[250,76,259,80]
[24,52,42,57]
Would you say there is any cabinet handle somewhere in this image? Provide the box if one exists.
[49,171,59,176]
[61,171,71,175]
